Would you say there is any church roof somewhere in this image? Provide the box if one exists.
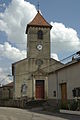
[3,82,13,88]
[26,11,52,33]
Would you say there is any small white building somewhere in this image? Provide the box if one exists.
[48,57,80,104]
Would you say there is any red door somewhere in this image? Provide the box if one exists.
[36,80,44,99]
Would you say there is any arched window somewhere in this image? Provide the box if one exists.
[37,30,43,39]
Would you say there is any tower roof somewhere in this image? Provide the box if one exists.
[26,11,52,33]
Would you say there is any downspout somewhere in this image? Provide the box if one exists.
[13,65,16,99]
[32,74,34,99]
[56,71,59,107]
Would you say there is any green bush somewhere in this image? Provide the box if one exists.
[60,100,80,111]
[69,100,78,111]
[68,100,80,111]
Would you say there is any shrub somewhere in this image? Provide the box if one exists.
[69,100,78,111]
[68,99,80,111]
[60,100,80,111]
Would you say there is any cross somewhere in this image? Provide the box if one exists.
[37,1,40,12]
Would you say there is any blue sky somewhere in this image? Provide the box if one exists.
[0,0,80,84]
[1,0,80,34]
[0,0,80,43]
[26,0,80,35]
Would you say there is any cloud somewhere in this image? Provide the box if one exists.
[0,0,37,84]
[51,22,80,56]
[0,0,37,50]
[0,0,80,84]
[1,0,80,56]
[0,42,26,85]
[0,42,26,61]
[0,67,12,86]
[0,3,6,8]
[51,53,59,61]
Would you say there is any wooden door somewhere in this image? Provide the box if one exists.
[36,80,44,99]
[61,83,67,103]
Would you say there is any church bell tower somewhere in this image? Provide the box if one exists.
[26,11,52,60]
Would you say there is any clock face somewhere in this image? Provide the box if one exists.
[37,44,42,50]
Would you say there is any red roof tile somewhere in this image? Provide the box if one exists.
[26,11,52,33]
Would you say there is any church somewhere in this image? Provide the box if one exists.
[12,10,63,100]
[12,10,80,106]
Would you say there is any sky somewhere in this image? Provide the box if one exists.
[0,0,80,85]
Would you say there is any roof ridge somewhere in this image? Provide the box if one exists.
[38,12,51,26]
[3,82,13,87]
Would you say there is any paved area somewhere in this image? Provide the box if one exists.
[0,107,80,120]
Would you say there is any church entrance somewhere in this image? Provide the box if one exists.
[36,80,44,99]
